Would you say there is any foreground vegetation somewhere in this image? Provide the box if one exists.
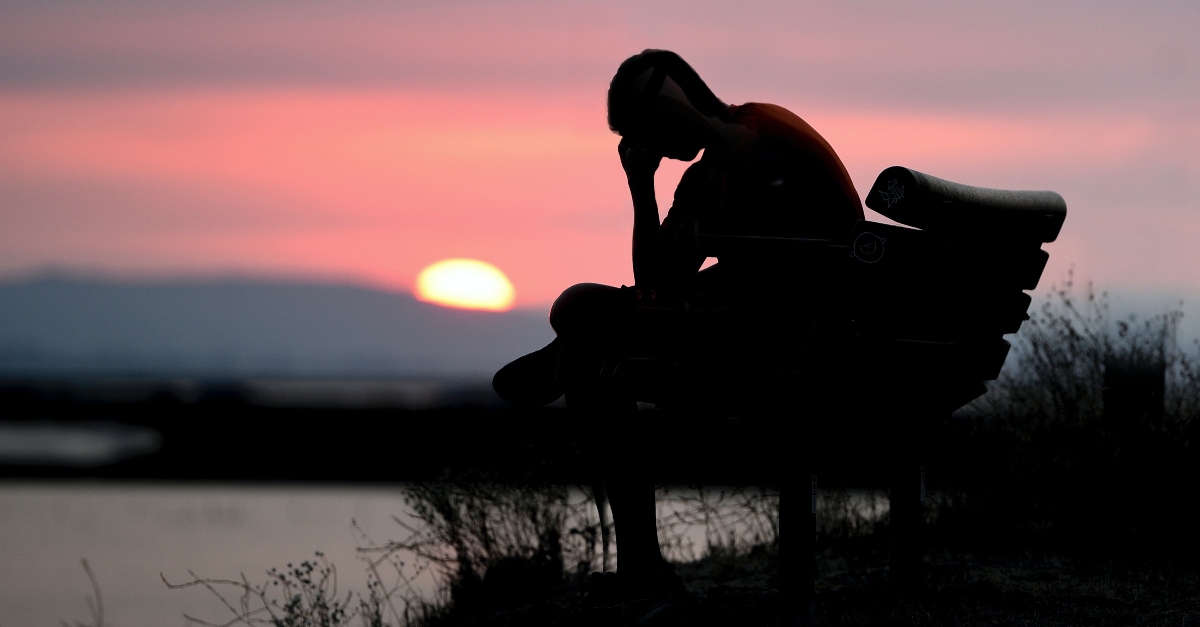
[152,276,1200,626]
[938,275,1200,561]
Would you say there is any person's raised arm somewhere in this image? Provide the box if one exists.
[619,138,664,287]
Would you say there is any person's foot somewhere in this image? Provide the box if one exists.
[492,338,565,407]
[632,599,686,626]
[582,571,622,608]
[581,570,691,625]
[631,561,691,607]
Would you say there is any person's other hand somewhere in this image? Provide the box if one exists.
[618,138,662,180]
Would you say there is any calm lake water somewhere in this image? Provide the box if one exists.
[0,482,425,627]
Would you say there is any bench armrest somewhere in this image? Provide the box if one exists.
[866,166,1067,244]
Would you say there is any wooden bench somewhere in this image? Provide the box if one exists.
[576,166,1066,620]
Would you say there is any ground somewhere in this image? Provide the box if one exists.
[424,542,1200,626]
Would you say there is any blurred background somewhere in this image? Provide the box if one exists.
[2,1,1199,625]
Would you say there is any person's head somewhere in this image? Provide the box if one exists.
[607,50,729,159]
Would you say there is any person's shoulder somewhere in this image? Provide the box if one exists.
[732,102,823,148]
[733,102,799,122]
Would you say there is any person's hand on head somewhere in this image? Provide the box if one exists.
[618,137,662,181]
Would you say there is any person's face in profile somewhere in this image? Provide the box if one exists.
[621,77,706,161]
[622,109,704,161]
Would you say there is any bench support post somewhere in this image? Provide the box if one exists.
[888,461,925,594]
[779,469,816,625]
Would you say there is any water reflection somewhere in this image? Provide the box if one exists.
[0,421,161,467]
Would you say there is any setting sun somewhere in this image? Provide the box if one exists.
[415,258,516,311]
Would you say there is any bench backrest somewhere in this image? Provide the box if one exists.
[694,167,1066,414]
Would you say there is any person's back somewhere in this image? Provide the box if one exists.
[651,101,862,297]
[711,102,861,238]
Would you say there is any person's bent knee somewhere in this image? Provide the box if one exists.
[549,283,624,336]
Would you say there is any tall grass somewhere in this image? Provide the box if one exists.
[62,559,106,627]
[656,486,780,562]
[983,270,1198,425]
[365,479,593,611]
[162,553,397,627]
[942,271,1200,558]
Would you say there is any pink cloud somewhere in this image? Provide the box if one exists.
[3,84,1197,306]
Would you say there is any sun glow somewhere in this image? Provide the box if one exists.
[415,258,515,311]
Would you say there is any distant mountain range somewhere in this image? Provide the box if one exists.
[5,275,1196,382]
[0,277,554,378]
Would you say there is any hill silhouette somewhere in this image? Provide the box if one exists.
[0,276,552,378]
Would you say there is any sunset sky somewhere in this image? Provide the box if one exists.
[1,0,1197,312]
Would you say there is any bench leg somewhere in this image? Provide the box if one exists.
[888,462,925,594]
[779,471,816,625]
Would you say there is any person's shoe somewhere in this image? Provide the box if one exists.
[581,571,622,609]
[581,571,690,626]
[492,339,565,407]
[656,562,691,607]
[632,599,686,625]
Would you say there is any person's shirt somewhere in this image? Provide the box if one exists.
[650,102,863,291]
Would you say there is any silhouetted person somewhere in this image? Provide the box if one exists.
[493,49,862,611]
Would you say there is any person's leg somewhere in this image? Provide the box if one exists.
[568,388,669,599]
[548,283,630,338]
[492,283,632,407]
[491,337,564,407]
[548,285,672,597]
[607,478,668,595]
[528,282,679,599]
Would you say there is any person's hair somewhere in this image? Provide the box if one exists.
[607,49,729,134]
